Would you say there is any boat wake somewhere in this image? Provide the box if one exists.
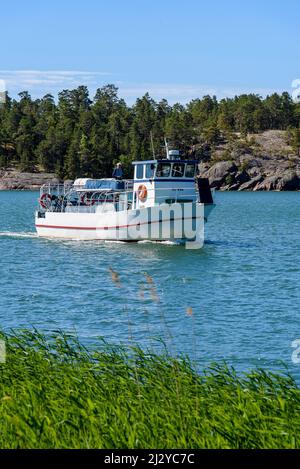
[104,240,127,244]
[138,239,182,246]
[0,231,37,239]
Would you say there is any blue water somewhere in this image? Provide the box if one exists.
[1,190,300,380]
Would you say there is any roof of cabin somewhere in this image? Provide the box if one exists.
[132,159,199,165]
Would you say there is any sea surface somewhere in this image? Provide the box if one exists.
[1,190,300,380]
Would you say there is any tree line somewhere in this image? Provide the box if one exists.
[0,84,299,178]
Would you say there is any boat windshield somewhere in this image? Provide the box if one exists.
[185,163,196,178]
[156,163,171,177]
[171,163,185,177]
[145,163,155,178]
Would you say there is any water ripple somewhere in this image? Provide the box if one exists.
[0,191,299,381]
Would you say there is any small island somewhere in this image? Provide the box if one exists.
[1,87,299,191]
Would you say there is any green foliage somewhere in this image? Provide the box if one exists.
[201,123,220,146]
[0,330,299,449]
[291,127,300,156]
[0,87,299,176]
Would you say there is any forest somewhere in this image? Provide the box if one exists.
[0,84,300,179]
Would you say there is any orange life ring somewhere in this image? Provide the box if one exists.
[39,193,52,209]
[137,184,147,202]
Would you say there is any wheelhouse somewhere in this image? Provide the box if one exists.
[133,160,198,181]
[132,159,199,209]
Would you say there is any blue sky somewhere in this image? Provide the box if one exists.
[0,0,299,103]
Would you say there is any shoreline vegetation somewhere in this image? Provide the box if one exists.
[0,329,299,449]
[1,271,298,448]
[0,86,300,191]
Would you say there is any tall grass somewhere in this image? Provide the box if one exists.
[0,329,299,449]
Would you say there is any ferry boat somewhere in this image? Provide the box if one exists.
[35,149,215,246]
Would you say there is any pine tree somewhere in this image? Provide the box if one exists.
[64,130,81,179]
[78,133,95,177]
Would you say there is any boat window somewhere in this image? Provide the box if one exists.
[172,163,185,177]
[146,163,155,179]
[156,163,171,177]
[135,164,144,179]
[185,163,196,178]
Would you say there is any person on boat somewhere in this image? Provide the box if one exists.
[112,162,124,180]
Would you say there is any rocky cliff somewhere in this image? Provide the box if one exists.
[199,130,300,191]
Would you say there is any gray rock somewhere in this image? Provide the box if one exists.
[205,161,238,189]
[228,183,240,191]
[247,166,262,177]
[206,161,237,180]
[277,171,300,190]
[0,170,60,190]
[254,175,279,191]
[235,170,250,184]
[238,175,264,191]
[253,171,300,191]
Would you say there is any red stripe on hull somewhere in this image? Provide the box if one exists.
[35,216,198,231]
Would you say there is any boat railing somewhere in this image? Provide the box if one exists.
[39,182,73,197]
[124,180,133,191]
[39,182,210,213]
[40,180,134,197]
[41,188,197,213]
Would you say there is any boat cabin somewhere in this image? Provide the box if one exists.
[132,159,198,209]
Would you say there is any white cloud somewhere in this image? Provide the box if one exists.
[0,70,283,104]
[0,70,111,97]
[0,79,6,104]
[116,82,283,104]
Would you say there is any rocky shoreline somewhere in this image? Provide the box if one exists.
[1,131,300,191]
[200,158,300,191]
[200,130,300,191]
[0,169,60,191]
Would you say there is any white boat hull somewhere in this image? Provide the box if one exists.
[35,203,215,242]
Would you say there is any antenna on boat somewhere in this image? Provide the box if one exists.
[164,137,170,159]
[150,131,155,159]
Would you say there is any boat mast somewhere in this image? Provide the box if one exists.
[164,137,170,159]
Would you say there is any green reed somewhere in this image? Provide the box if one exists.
[0,329,299,449]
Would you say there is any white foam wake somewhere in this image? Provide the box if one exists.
[104,240,127,244]
[137,239,181,246]
[0,231,37,239]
